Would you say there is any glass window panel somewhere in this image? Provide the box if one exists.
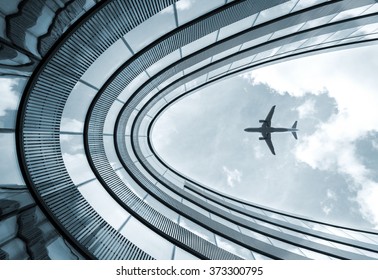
[218,14,257,40]
[183,57,212,75]
[240,34,272,51]
[147,97,168,117]
[146,155,166,175]
[78,180,130,230]
[254,1,298,25]
[185,74,207,91]
[276,39,307,54]
[103,135,122,169]
[356,248,378,259]
[323,27,359,43]
[46,237,80,260]
[164,85,185,102]
[292,0,329,12]
[181,31,218,57]
[230,209,252,220]
[210,213,239,231]
[125,135,138,163]
[1,238,28,260]
[103,100,124,134]
[158,71,184,90]
[349,22,378,37]
[362,232,378,244]
[269,238,306,256]
[300,13,336,30]
[146,50,181,77]
[278,227,308,239]
[120,216,174,259]
[205,198,231,213]
[163,170,185,188]
[184,186,205,201]
[362,3,378,15]
[0,133,24,185]
[254,218,281,231]
[305,234,336,247]
[302,221,332,233]
[115,168,148,200]
[182,199,210,217]
[60,134,96,185]
[135,88,158,111]
[118,71,149,102]
[343,230,378,244]
[0,77,26,129]
[239,226,272,244]
[322,226,354,239]
[138,137,153,157]
[330,4,374,23]
[179,216,216,244]
[138,117,152,137]
[173,246,200,260]
[229,56,254,70]
[215,235,254,259]
[270,22,305,40]
[212,45,241,62]
[208,64,230,79]
[143,194,179,223]
[81,38,132,88]
[125,110,138,136]
[298,33,333,48]
[253,47,280,61]
[0,216,18,244]
[253,251,273,260]
[156,182,183,201]
[299,248,332,260]
[328,241,364,255]
[123,5,176,53]
[223,196,244,208]
[61,81,96,133]
[176,0,225,26]
[135,162,158,185]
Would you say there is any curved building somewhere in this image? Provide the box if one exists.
[1,0,378,260]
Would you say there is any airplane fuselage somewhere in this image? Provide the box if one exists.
[244,127,298,134]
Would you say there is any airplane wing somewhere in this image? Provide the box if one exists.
[264,133,276,155]
[264,105,276,127]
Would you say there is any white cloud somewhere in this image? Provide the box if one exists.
[0,78,19,116]
[176,0,194,11]
[243,45,378,227]
[296,99,316,118]
[222,166,242,188]
[60,118,84,132]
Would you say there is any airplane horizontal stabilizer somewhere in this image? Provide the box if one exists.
[292,131,298,140]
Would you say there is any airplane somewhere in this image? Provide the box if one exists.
[244,105,298,155]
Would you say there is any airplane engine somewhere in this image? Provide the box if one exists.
[259,137,266,140]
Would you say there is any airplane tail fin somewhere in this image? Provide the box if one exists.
[292,131,298,140]
[292,121,298,140]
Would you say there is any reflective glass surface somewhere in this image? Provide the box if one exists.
[61,81,97,133]
[254,1,298,26]
[179,216,216,244]
[215,235,254,259]
[115,168,148,200]
[103,135,122,170]
[146,155,166,175]
[181,31,218,57]
[143,194,179,223]
[123,5,176,53]
[218,14,257,41]
[176,0,225,26]
[146,50,181,77]
[60,134,96,185]
[292,0,329,12]
[210,213,239,231]
[103,101,124,134]
[212,45,241,62]
[182,199,210,217]
[81,38,132,88]
[120,216,175,259]
[0,133,25,185]
[118,71,149,102]
[0,77,26,129]
[78,180,130,230]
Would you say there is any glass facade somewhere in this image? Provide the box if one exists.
[1,0,378,260]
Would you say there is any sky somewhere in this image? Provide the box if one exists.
[152,43,378,230]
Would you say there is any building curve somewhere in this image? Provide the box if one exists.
[1,0,378,259]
